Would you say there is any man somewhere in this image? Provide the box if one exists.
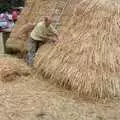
[4,12,9,21]
[12,10,17,23]
[26,16,59,66]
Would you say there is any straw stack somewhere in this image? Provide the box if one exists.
[35,0,120,99]
[6,0,57,54]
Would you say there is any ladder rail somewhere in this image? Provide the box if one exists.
[54,0,69,20]
[35,0,70,29]
[52,0,70,28]
[51,1,58,15]
[55,0,69,27]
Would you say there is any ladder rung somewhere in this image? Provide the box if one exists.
[55,6,64,10]
[55,2,66,7]
[52,19,57,22]
[53,15,61,19]
[52,14,61,17]
[57,1,66,5]
[52,15,60,19]
[54,10,62,15]
[56,3,65,7]
[52,19,60,23]
[52,18,60,22]
[52,14,60,18]
[55,8,63,12]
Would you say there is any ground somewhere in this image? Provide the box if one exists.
[0,70,120,120]
[0,32,120,120]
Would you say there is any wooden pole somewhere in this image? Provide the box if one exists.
[0,32,5,54]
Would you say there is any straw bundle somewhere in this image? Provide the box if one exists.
[0,57,30,82]
[35,0,120,99]
[6,0,57,54]
[6,23,35,54]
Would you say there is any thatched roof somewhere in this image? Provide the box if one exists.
[34,0,120,99]
[6,0,120,99]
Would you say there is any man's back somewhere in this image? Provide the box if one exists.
[31,22,57,41]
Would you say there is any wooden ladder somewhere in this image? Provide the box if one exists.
[52,0,69,29]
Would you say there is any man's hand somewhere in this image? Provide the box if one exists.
[41,34,60,44]
[55,33,59,41]
[49,38,57,43]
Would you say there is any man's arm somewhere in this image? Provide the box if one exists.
[50,25,60,41]
[39,35,56,42]
[54,32,59,41]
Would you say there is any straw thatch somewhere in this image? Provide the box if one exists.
[0,57,30,82]
[34,0,120,99]
[6,0,57,54]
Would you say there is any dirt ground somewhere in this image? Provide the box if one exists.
[0,65,120,120]
[0,30,120,120]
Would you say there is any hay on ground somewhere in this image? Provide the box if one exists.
[0,57,30,82]
[34,0,120,99]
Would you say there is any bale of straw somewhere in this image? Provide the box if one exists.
[0,57,30,82]
[34,0,120,99]
[6,23,35,54]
